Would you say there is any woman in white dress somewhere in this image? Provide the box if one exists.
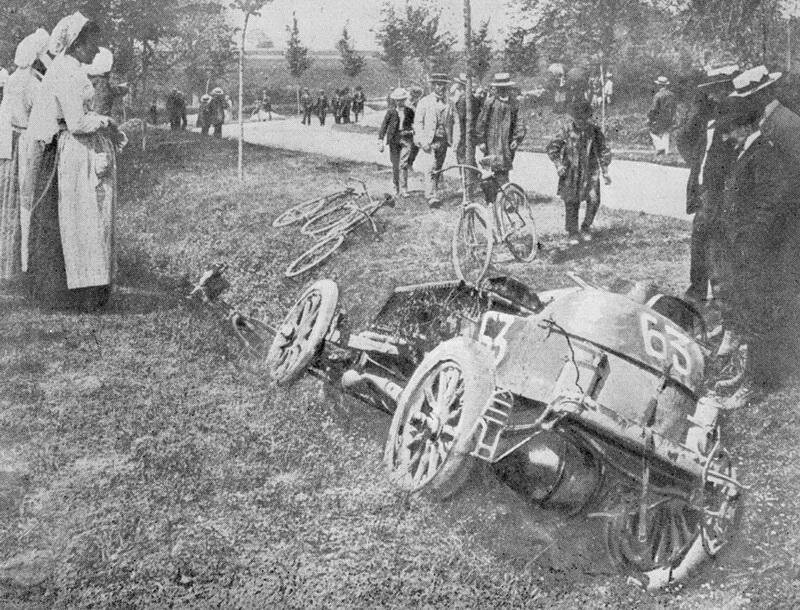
[0,29,50,283]
[28,13,116,310]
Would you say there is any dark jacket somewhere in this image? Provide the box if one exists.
[547,121,611,203]
[315,95,328,115]
[378,105,415,146]
[722,136,792,253]
[648,88,677,134]
[475,95,526,171]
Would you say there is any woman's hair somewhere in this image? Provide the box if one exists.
[66,20,101,55]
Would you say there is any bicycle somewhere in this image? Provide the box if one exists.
[272,178,371,230]
[285,190,395,278]
[437,160,538,285]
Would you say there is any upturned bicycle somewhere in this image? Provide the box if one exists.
[438,160,539,285]
[272,178,372,230]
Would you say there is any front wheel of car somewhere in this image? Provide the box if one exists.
[384,337,496,500]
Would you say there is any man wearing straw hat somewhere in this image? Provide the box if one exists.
[713,68,794,409]
[413,73,451,207]
[476,72,526,188]
[648,75,676,156]
[378,87,415,197]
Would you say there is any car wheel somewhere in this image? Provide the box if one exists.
[384,337,495,500]
[266,279,339,385]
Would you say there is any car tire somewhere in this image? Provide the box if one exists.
[384,337,496,500]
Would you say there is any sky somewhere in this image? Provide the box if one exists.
[244,0,512,52]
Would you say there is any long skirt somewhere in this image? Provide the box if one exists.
[0,129,21,281]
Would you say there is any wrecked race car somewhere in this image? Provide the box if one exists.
[191,267,742,591]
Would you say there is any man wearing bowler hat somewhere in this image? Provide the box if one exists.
[378,87,415,197]
[413,73,451,207]
[648,76,676,156]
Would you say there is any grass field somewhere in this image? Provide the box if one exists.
[1,131,799,607]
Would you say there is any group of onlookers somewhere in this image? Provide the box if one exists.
[676,62,800,409]
[0,12,126,311]
[300,85,366,126]
[550,65,614,114]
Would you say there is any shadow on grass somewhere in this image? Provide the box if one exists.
[546,225,637,264]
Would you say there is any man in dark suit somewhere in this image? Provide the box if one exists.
[716,89,794,409]
[315,89,328,126]
[675,62,740,314]
[378,87,415,197]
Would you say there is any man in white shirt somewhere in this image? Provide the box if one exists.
[413,73,450,207]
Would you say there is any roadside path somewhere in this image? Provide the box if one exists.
[210,110,691,220]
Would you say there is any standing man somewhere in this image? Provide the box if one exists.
[208,87,229,138]
[0,65,8,105]
[340,87,352,124]
[378,87,415,197]
[315,89,328,126]
[352,85,366,123]
[413,73,451,207]
[603,71,614,106]
[714,87,793,409]
[547,100,612,245]
[648,76,677,156]
[675,62,740,310]
[331,89,341,124]
[448,74,483,176]
[475,72,526,188]
[300,87,313,125]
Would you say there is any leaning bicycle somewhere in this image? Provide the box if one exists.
[285,191,395,278]
[439,160,538,285]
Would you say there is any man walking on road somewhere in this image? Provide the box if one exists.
[378,88,415,197]
[414,73,451,207]
[315,89,328,126]
[648,76,677,156]
[475,73,526,188]
[300,88,313,125]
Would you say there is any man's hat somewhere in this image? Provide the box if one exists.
[491,72,516,88]
[698,60,741,89]
[201,93,211,102]
[390,87,409,101]
[569,99,593,119]
[211,87,224,95]
[654,76,670,86]
[428,72,450,83]
[453,72,469,85]
[729,65,782,98]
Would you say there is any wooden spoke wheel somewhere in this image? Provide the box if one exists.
[266,280,339,385]
[384,338,495,499]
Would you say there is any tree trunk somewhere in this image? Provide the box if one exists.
[464,0,474,184]
[239,14,249,182]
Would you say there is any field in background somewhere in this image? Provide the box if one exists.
[1,131,799,607]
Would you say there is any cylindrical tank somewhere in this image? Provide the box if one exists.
[494,431,602,514]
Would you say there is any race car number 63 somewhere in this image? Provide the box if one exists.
[639,312,691,376]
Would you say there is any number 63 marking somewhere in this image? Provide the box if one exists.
[639,312,691,376]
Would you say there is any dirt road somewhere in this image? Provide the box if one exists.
[211,110,691,220]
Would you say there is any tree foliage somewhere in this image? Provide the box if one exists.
[337,25,366,79]
[285,12,311,79]
[503,27,538,74]
[470,19,494,82]
[376,3,406,76]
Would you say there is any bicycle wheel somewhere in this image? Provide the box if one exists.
[452,203,493,285]
[272,191,349,229]
[497,183,538,262]
[285,233,346,278]
[301,195,362,237]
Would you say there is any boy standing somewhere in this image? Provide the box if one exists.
[378,88,415,197]
[546,99,612,245]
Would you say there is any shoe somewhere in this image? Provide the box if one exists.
[721,382,762,410]
[400,190,410,198]
[580,229,594,242]
[567,234,580,246]
[716,330,742,358]
[428,197,442,208]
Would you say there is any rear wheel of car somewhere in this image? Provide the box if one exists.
[384,337,495,500]
[266,279,339,385]
[605,450,741,590]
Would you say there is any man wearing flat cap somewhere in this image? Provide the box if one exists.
[378,87,415,197]
[413,73,451,207]
[676,61,740,318]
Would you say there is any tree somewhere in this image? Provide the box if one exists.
[376,2,406,78]
[230,0,272,181]
[285,12,311,80]
[503,27,538,74]
[337,24,366,79]
[470,19,493,81]
[401,1,457,73]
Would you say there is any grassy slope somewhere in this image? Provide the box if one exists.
[0,131,798,608]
